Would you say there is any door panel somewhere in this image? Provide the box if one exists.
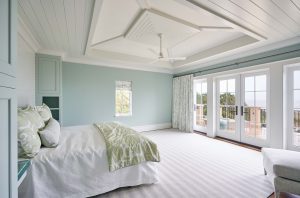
[287,66,300,151]
[0,0,17,197]
[194,80,207,132]
[0,98,10,198]
[0,0,16,77]
[216,76,240,141]
[241,72,269,147]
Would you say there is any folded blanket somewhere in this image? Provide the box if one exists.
[94,122,160,171]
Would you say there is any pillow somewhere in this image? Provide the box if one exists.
[18,106,45,131]
[38,118,60,148]
[18,109,42,158]
[35,103,52,123]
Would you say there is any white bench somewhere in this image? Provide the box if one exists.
[262,148,300,198]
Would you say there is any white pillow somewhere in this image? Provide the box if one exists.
[35,103,52,123]
[38,118,60,148]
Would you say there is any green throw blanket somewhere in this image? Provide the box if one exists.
[94,122,160,171]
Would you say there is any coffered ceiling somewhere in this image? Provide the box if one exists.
[18,0,300,73]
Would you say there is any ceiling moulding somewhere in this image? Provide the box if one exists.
[63,55,174,74]
[36,49,173,74]
[37,49,66,59]
[84,0,104,55]
[174,37,300,74]
[88,1,263,67]
[173,35,258,67]
[18,16,41,52]
[174,42,300,77]
[173,0,266,41]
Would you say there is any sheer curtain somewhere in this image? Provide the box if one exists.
[172,74,194,132]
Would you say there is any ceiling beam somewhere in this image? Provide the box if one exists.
[90,35,124,48]
[84,0,104,55]
[148,8,233,32]
[172,35,258,67]
[173,0,267,41]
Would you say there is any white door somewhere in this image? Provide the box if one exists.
[286,66,300,151]
[0,0,17,197]
[216,72,270,147]
[216,76,240,141]
[193,80,207,132]
[241,72,270,147]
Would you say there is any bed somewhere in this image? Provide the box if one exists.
[19,125,159,198]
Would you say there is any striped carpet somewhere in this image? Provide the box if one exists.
[94,129,273,198]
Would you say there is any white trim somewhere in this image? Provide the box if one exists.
[62,56,174,74]
[35,51,173,74]
[132,123,172,132]
[37,49,66,58]
[174,37,300,74]
[17,17,40,52]
[84,0,104,55]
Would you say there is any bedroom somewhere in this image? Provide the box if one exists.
[1,0,300,198]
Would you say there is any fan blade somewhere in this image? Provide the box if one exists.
[198,26,233,31]
[160,57,186,61]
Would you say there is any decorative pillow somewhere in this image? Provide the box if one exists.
[18,110,41,158]
[35,103,52,123]
[38,118,60,148]
[18,106,45,130]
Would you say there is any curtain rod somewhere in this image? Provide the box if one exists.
[173,45,300,78]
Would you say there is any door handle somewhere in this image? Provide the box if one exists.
[235,106,238,115]
[241,106,243,116]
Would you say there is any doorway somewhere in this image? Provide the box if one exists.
[216,71,270,147]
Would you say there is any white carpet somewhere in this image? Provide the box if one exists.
[95,129,273,198]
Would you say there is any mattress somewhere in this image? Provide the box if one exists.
[19,125,159,198]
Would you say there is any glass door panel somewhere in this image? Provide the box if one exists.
[241,73,269,147]
[293,71,300,147]
[194,80,207,132]
[216,76,240,141]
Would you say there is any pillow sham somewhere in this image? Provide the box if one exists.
[18,109,42,158]
[38,118,60,148]
[35,103,52,123]
[18,106,45,130]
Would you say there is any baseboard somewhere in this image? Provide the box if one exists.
[132,123,172,132]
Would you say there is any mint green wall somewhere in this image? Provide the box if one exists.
[62,62,173,126]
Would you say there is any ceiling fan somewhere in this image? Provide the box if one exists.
[149,33,186,64]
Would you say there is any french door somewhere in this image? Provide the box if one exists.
[216,71,270,147]
[286,66,300,151]
[193,79,208,132]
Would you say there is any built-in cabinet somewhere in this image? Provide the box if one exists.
[36,54,62,123]
[0,0,18,197]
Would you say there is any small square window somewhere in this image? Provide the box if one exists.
[115,81,132,117]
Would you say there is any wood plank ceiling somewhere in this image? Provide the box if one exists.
[18,0,94,56]
[18,0,300,72]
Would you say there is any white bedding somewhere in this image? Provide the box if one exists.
[19,125,159,198]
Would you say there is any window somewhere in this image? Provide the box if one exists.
[115,81,132,116]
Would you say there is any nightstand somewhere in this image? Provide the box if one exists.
[18,159,31,187]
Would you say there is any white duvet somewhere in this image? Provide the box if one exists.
[19,125,159,198]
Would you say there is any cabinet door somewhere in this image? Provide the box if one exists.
[37,56,60,94]
[0,88,17,198]
[0,0,17,197]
